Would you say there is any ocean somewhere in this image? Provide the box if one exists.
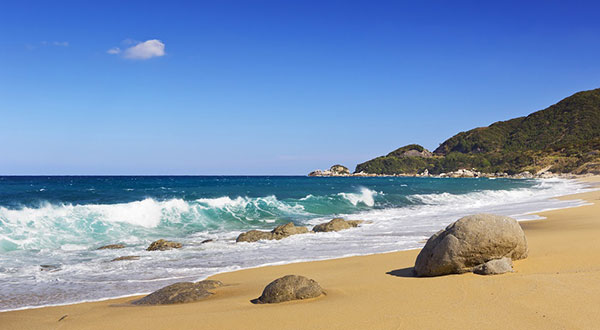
[0,176,593,311]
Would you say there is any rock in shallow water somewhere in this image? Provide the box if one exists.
[236,222,309,243]
[146,239,182,251]
[254,275,323,304]
[271,222,309,239]
[312,218,364,232]
[133,280,223,305]
[111,256,140,262]
[97,244,125,250]
[414,213,528,277]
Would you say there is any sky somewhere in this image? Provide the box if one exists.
[1,0,600,175]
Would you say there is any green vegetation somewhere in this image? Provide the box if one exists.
[387,144,425,157]
[355,89,600,175]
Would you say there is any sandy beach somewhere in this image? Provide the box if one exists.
[1,176,599,330]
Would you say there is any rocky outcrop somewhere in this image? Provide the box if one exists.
[253,275,323,304]
[236,222,309,243]
[438,168,480,178]
[574,162,600,175]
[473,257,514,275]
[97,244,125,250]
[111,256,140,262]
[146,239,183,251]
[309,165,351,177]
[414,214,528,277]
[132,280,223,305]
[330,165,350,175]
[312,218,364,232]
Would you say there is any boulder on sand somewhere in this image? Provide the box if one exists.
[312,218,364,232]
[236,222,309,243]
[133,280,223,305]
[414,214,528,277]
[146,239,182,251]
[253,275,323,304]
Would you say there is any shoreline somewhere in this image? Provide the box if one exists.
[1,176,599,329]
[0,178,593,313]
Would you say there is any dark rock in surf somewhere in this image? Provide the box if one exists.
[111,256,140,262]
[236,222,309,243]
[146,239,182,251]
[97,244,125,250]
[312,218,364,232]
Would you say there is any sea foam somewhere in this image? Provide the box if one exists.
[0,177,595,311]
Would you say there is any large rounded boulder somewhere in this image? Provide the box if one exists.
[414,214,528,277]
[254,275,323,304]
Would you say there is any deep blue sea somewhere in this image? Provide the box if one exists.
[0,176,593,311]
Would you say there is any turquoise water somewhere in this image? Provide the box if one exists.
[0,176,592,310]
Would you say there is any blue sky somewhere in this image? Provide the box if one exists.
[1,0,599,175]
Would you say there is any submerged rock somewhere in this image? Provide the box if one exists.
[236,222,309,243]
[132,280,223,305]
[40,264,61,272]
[146,239,182,251]
[111,256,140,262]
[312,218,364,232]
[254,275,323,304]
[201,239,214,244]
[414,214,528,277]
[473,257,514,275]
[97,244,125,250]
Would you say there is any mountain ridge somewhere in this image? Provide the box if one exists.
[354,88,600,175]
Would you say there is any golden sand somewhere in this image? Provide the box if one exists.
[1,176,599,330]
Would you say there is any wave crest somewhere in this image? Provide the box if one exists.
[338,187,380,207]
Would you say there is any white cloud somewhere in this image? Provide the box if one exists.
[106,47,121,55]
[123,39,165,60]
[41,41,68,47]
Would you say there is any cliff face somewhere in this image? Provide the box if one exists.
[356,89,600,175]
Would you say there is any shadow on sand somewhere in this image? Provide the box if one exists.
[386,267,416,278]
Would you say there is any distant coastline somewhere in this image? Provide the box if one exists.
[322,89,600,178]
[308,164,586,179]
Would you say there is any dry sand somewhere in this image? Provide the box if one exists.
[1,176,599,330]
